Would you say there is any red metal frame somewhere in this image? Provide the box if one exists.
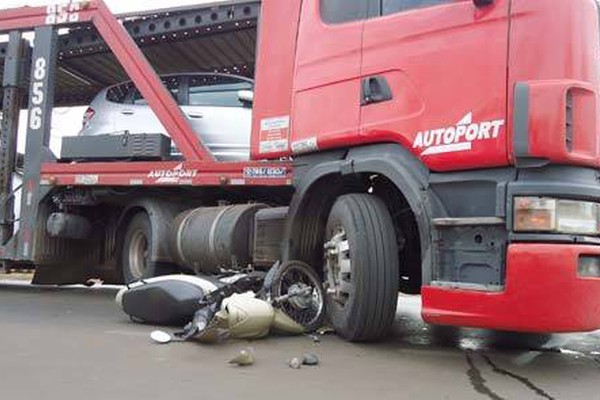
[40,160,291,186]
[0,0,292,187]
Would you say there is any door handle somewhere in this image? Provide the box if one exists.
[186,112,203,119]
[120,109,134,115]
[361,76,393,106]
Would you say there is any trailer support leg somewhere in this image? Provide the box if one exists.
[17,26,57,261]
[0,31,26,246]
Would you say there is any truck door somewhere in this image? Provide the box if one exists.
[360,0,511,171]
[291,0,369,154]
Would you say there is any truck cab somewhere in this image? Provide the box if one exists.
[253,0,600,338]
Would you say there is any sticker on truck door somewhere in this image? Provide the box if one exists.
[413,112,505,156]
[259,116,290,153]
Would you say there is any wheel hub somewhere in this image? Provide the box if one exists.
[129,230,149,280]
[287,283,314,310]
[324,227,353,306]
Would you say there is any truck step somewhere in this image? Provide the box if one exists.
[430,280,504,292]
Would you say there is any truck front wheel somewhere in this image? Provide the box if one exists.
[121,212,156,283]
[323,194,400,341]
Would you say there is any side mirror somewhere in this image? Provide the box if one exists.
[238,90,254,104]
[473,0,493,6]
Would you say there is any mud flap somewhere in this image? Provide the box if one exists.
[32,264,92,285]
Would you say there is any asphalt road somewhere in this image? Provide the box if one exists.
[0,281,599,400]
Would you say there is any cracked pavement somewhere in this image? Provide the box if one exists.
[0,283,598,400]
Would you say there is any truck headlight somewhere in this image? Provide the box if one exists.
[514,197,600,235]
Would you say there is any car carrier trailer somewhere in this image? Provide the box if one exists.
[2,0,600,342]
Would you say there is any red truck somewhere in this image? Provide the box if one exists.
[1,0,599,341]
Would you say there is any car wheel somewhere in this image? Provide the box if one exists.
[122,212,156,284]
[324,194,400,342]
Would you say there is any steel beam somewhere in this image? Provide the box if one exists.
[40,159,292,187]
[0,32,27,245]
[18,26,58,260]
[57,2,260,58]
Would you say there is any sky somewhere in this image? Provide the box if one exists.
[2,0,227,153]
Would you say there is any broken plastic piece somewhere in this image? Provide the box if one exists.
[229,348,255,366]
[288,357,302,369]
[150,330,172,344]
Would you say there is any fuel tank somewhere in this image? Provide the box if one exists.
[171,204,267,273]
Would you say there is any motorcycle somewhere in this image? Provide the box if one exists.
[115,261,326,343]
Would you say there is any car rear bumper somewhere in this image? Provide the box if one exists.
[422,244,600,333]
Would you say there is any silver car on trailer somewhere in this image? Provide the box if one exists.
[78,73,254,161]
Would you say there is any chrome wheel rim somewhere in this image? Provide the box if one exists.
[276,265,324,328]
[324,227,353,307]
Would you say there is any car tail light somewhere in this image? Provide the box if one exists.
[82,107,95,128]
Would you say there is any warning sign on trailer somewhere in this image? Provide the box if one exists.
[259,116,290,154]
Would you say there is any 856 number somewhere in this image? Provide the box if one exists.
[29,57,47,131]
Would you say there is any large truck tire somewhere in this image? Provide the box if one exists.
[324,194,399,342]
[121,212,156,283]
